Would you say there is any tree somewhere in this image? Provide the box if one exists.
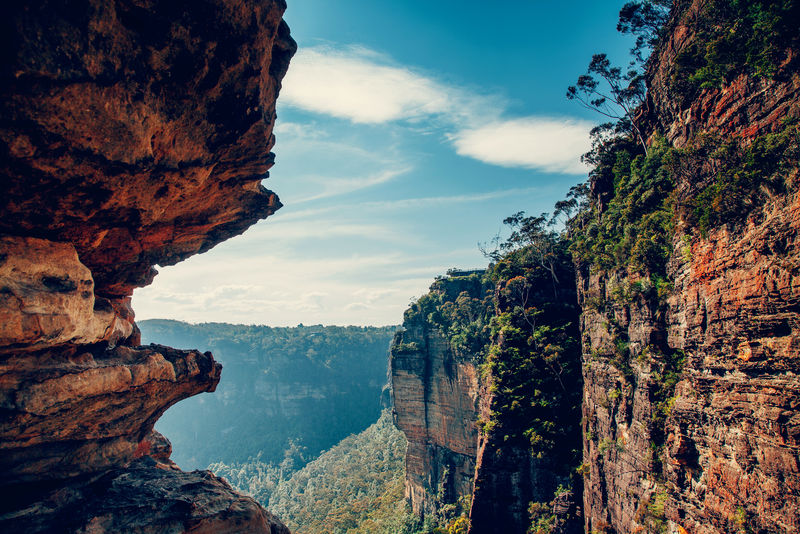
[617,0,672,62]
[482,212,564,298]
[566,53,648,156]
[551,182,590,232]
[567,1,673,157]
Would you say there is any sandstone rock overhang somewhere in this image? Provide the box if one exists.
[0,0,294,298]
[0,0,296,531]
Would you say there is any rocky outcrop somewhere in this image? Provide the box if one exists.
[579,270,674,533]
[390,272,487,519]
[0,0,295,531]
[469,252,583,534]
[2,456,290,534]
[581,179,800,534]
[0,0,293,298]
[392,264,583,534]
[0,343,220,487]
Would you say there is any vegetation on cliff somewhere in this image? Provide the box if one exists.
[562,2,800,532]
[395,2,800,533]
[482,222,582,466]
[671,0,800,98]
[396,221,584,532]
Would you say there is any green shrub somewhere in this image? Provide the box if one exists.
[671,0,800,98]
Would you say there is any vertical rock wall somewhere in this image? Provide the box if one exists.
[391,326,480,517]
[390,273,487,520]
[580,2,800,533]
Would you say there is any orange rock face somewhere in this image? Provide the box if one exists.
[0,236,134,351]
[0,0,295,531]
[580,2,800,533]
[391,326,480,516]
[390,274,487,519]
[0,0,293,298]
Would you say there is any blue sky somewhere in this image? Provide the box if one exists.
[133,0,634,326]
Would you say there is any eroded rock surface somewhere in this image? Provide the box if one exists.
[391,327,480,517]
[1,457,290,534]
[0,0,295,531]
[0,0,294,298]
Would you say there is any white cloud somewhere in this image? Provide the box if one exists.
[450,118,593,174]
[281,46,459,124]
[279,44,592,175]
[292,167,411,203]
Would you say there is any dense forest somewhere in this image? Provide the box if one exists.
[139,320,397,469]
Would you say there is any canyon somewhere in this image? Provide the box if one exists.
[2,0,799,533]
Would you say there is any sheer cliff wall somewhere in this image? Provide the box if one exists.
[0,1,295,531]
[390,273,487,519]
[391,3,800,533]
[580,2,800,533]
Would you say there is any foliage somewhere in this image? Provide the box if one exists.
[265,411,415,534]
[672,0,800,98]
[483,231,583,469]
[401,271,494,359]
[617,0,672,62]
[527,484,579,534]
[139,320,397,470]
[567,53,649,154]
[688,122,800,235]
[568,138,677,276]
[568,120,800,280]
[635,485,669,534]
[647,348,687,472]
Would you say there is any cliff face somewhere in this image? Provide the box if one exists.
[392,4,800,534]
[390,273,487,520]
[579,2,800,533]
[392,261,583,534]
[0,1,295,531]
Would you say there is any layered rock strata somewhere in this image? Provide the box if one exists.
[391,326,480,517]
[0,0,295,531]
[580,2,800,533]
[390,273,486,518]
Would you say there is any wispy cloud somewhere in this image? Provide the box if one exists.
[450,118,593,174]
[269,186,547,223]
[292,167,411,203]
[280,44,592,174]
